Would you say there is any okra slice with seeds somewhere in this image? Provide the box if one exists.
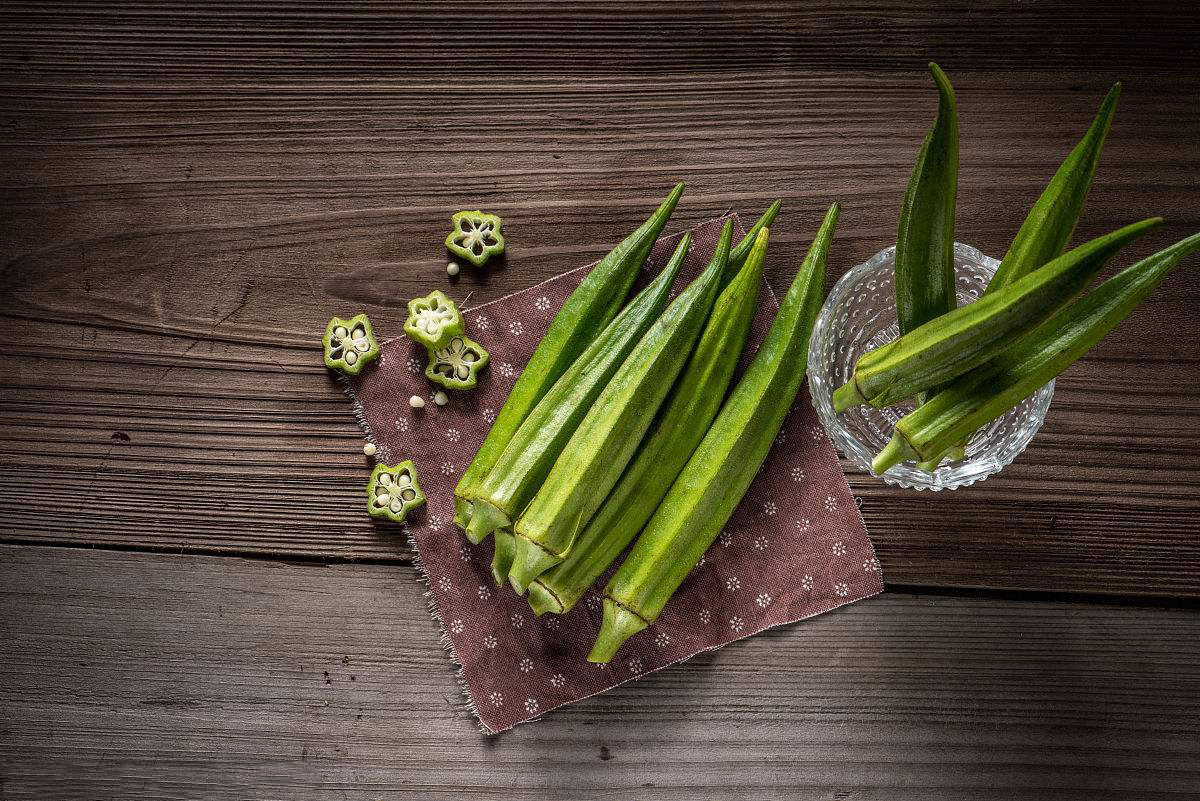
[589,204,839,663]
[323,313,380,376]
[404,290,465,349]
[425,335,489,390]
[832,217,1161,412]
[874,231,1200,473]
[454,184,684,535]
[367,461,425,524]
[529,225,765,616]
[508,222,733,593]
[445,210,505,267]
[464,234,691,551]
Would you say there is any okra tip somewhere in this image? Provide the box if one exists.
[871,432,919,474]
[527,580,564,617]
[464,499,510,544]
[588,598,649,663]
[508,535,565,594]
[831,379,867,414]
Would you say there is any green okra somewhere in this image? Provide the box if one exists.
[589,204,839,663]
[454,184,683,536]
[366,462,425,524]
[465,234,692,548]
[445,210,505,267]
[874,231,1200,473]
[722,200,780,286]
[323,314,380,376]
[404,290,465,350]
[507,222,733,593]
[491,529,515,586]
[832,217,1161,412]
[425,335,489,390]
[895,63,959,342]
[528,225,765,617]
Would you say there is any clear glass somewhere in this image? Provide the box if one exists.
[807,243,1054,491]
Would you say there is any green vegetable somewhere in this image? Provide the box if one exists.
[874,232,1200,473]
[323,314,380,376]
[507,223,733,593]
[425,335,489,390]
[832,218,1161,412]
[722,200,780,286]
[445,210,505,267]
[589,204,838,663]
[454,184,684,535]
[895,63,959,343]
[491,529,515,586]
[528,225,765,616]
[464,234,692,549]
[986,84,1121,294]
[404,290,465,349]
[366,461,425,523]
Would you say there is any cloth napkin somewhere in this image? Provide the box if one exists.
[347,215,883,733]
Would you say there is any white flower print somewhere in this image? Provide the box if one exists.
[719,530,733,547]
[376,353,387,367]
[445,428,461,443]
[796,517,811,532]
[437,576,452,592]
[550,673,565,688]
[832,541,847,557]
[497,362,516,379]
[428,513,445,531]
[725,576,741,592]
[755,592,772,608]
[511,612,525,629]
[483,635,497,650]
[864,556,882,573]
[653,631,670,647]
[754,535,769,551]
[449,619,464,635]
[394,417,410,433]
[459,543,473,562]
[406,356,421,374]
[440,461,455,476]
[774,430,786,446]
[699,609,711,624]
[525,698,539,714]
[729,616,744,633]
[801,574,814,591]
[542,616,562,632]
[488,691,503,707]
[695,554,706,569]
[534,296,551,312]
[585,594,601,611]
[478,585,492,601]
[627,657,643,673]
[763,501,777,516]
[482,407,497,424]
[508,321,524,337]
[810,424,824,442]
[834,582,850,597]
[791,466,805,482]
[474,315,491,331]
[824,495,838,512]
[519,658,533,673]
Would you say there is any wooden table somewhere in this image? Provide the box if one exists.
[2,3,1199,798]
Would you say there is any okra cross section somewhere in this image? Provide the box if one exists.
[404,290,465,349]
[445,210,505,267]
[367,461,425,524]
[425,335,489,390]
[323,313,380,376]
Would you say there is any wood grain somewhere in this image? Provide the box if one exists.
[2,545,1198,800]
[1,64,1197,595]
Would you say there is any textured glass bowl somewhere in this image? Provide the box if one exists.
[807,243,1054,491]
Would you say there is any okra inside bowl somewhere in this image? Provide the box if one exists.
[807,243,1054,491]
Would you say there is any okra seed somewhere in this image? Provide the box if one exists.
[434,391,449,406]
[344,351,358,365]
[333,326,348,338]
[363,442,377,457]
[447,261,460,276]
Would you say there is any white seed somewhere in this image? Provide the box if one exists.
[362,442,377,457]
[433,390,449,406]
[344,351,358,365]
[409,395,425,408]
[446,261,460,276]
[378,473,393,486]
[333,326,348,338]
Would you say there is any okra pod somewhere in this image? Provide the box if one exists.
[874,232,1200,473]
[723,200,780,286]
[589,204,839,663]
[528,225,765,616]
[507,223,733,592]
[832,217,1161,412]
[454,183,683,536]
[465,234,691,546]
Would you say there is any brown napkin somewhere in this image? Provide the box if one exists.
[347,215,883,733]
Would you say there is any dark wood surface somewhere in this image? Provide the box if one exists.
[2,2,1199,797]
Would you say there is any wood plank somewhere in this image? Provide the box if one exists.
[1,68,1198,595]
[1,544,1198,800]
[0,1,1197,78]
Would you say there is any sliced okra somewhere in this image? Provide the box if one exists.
[445,210,505,267]
[425,335,489,390]
[323,313,380,376]
[404,290,465,349]
[367,461,425,524]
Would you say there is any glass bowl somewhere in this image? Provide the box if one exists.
[806,242,1054,491]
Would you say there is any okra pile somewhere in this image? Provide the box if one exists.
[834,64,1199,474]
[453,185,841,660]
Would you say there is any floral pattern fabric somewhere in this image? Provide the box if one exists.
[347,215,883,734]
